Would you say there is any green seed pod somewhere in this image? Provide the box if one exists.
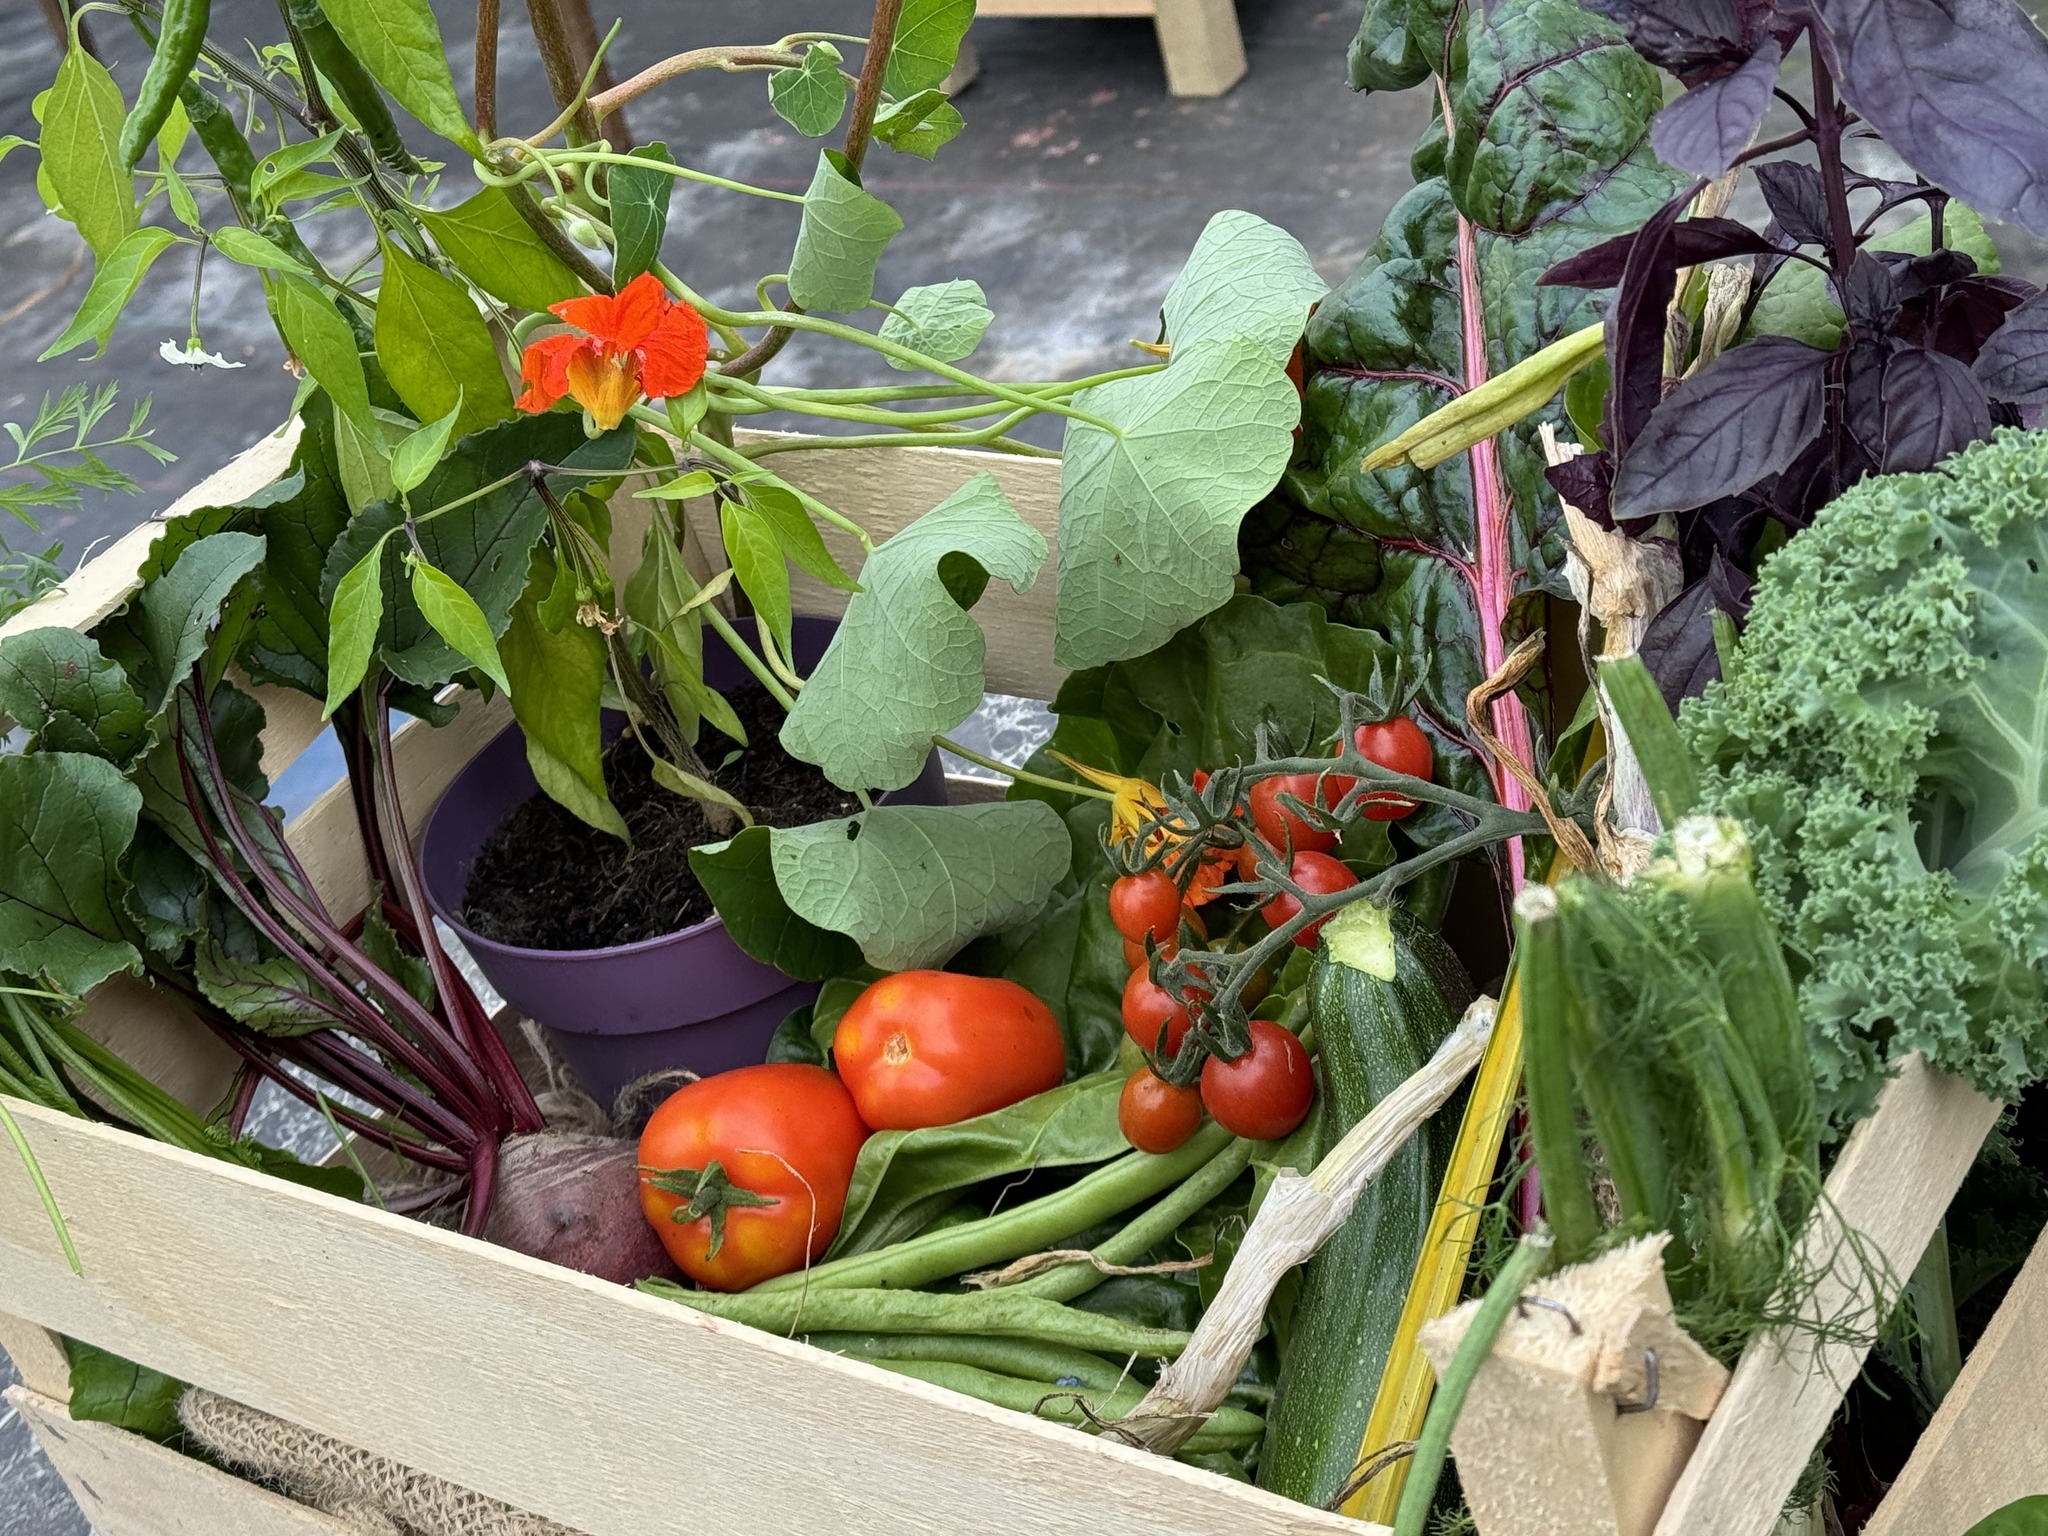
[121,0,212,170]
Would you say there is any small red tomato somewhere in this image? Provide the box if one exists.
[1109,869,1181,947]
[1122,933,1180,970]
[1334,716,1434,821]
[1122,966,1206,1055]
[835,972,1066,1130]
[1119,1069,1204,1154]
[638,1063,870,1291]
[1249,773,1339,855]
[1262,850,1360,947]
[1201,1020,1315,1141]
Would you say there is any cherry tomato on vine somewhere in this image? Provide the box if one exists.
[1109,869,1181,947]
[1330,716,1433,821]
[1119,1069,1204,1154]
[638,1063,870,1291]
[1262,850,1360,948]
[1250,773,1339,855]
[1122,967,1207,1056]
[835,972,1066,1130]
[1122,933,1178,970]
[1201,1020,1315,1141]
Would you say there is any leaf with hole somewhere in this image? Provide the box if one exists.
[879,280,993,368]
[783,474,1044,791]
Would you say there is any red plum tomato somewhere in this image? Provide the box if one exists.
[1201,1021,1315,1141]
[1119,1070,1204,1154]
[1262,850,1360,947]
[637,1063,869,1291]
[834,971,1066,1130]
[1249,773,1339,855]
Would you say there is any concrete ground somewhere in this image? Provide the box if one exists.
[2,0,2046,1529]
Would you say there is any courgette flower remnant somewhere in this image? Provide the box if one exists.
[516,272,709,431]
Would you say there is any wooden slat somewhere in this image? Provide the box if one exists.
[1861,1222,2048,1536]
[1153,0,1249,96]
[0,1101,1353,1536]
[7,1387,365,1536]
[0,1310,70,1398]
[1651,1057,2002,1536]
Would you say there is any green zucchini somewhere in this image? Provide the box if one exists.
[1257,906,1467,1505]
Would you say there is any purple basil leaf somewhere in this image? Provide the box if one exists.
[1837,251,1902,329]
[1754,160,1835,247]
[1881,346,1995,471]
[1638,553,1755,707]
[1541,217,1777,288]
[1611,335,1831,518]
[1650,41,1784,176]
[1585,0,1747,74]
[1544,450,1615,526]
[1821,0,2048,235]
[1842,335,1896,457]
[1973,291,2048,403]
[1608,183,1706,456]
[1918,274,2036,360]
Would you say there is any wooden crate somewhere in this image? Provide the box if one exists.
[973,0,1248,96]
[0,432,2042,1536]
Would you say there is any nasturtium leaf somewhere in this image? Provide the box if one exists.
[502,549,625,839]
[871,90,964,160]
[0,752,143,994]
[317,0,474,146]
[99,531,267,717]
[608,143,678,285]
[390,392,466,497]
[418,187,583,311]
[768,800,1072,972]
[38,227,179,361]
[788,151,904,313]
[209,226,314,278]
[829,1062,1130,1256]
[768,43,848,137]
[274,275,374,435]
[719,495,793,658]
[43,45,135,261]
[1160,210,1326,369]
[322,416,635,692]
[1054,335,1299,669]
[323,539,388,714]
[62,1340,186,1443]
[741,481,856,590]
[782,473,1046,791]
[195,938,334,1034]
[884,0,976,96]
[0,628,148,762]
[375,243,512,435]
[409,558,512,694]
[689,825,863,980]
[879,279,992,368]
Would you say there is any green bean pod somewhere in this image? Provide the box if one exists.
[121,0,212,170]
[640,1280,1192,1360]
[801,1331,1128,1392]
[284,0,423,173]
[873,1358,1266,1453]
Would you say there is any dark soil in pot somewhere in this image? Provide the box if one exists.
[462,683,859,951]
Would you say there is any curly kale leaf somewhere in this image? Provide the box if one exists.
[1682,428,2048,1121]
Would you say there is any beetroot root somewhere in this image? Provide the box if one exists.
[482,1131,677,1284]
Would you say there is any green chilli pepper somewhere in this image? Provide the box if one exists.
[120,0,211,169]
[284,0,423,173]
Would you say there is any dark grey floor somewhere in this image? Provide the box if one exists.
[3,0,2047,1530]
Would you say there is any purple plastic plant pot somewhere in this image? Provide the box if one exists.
[418,615,945,1108]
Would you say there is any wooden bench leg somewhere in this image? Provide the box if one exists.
[1152,0,1247,96]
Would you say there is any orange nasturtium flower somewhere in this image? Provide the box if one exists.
[516,272,710,432]
[1051,752,1231,905]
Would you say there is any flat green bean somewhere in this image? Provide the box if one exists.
[874,1358,1265,1453]
[801,1331,1128,1392]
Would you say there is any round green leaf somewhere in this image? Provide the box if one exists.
[1160,209,1326,369]
[879,280,992,369]
[788,151,904,313]
[768,42,848,137]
